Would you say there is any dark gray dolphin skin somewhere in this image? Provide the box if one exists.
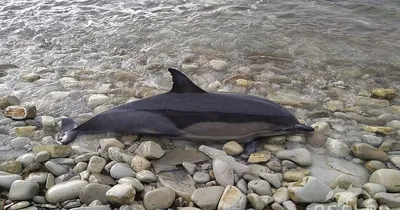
[57,68,314,144]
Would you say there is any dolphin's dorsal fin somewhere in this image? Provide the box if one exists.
[168,68,206,93]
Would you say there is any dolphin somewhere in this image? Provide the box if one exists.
[57,68,314,145]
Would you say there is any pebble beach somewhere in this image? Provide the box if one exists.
[1,0,400,210]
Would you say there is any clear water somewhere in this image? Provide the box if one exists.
[0,0,400,117]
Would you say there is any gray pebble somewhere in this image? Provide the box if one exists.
[8,180,39,200]
[193,172,211,184]
[248,179,272,196]
[9,201,31,209]
[118,177,144,192]
[33,196,47,204]
[10,137,30,149]
[87,156,106,174]
[16,153,35,167]
[74,152,100,163]
[236,179,247,194]
[45,161,68,176]
[110,163,136,179]
[79,183,112,205]
[362,135,383,147]
[35,151,51,162]
[73,162,88,173]
[25,172,48,185]
[104,160,118,172]
[136,170,157,183]
[182,162,196,175]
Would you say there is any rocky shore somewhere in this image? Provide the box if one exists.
[1,61,400,210]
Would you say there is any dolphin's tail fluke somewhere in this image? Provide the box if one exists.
[57,118,80,145]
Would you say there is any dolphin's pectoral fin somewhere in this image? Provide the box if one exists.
[168,68,206,93]
[244,140,259,156]
[276,124,314,134]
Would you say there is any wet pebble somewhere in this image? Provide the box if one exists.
[212,159,234,187]
[288,176,332,203]
[118,177,144,192]
[135,141,164,159]
[10,137,30,149]
[191,186,225,210]
[46,180,89,204]
[135,170,157,183]
[218,185,247,210]
[273,187,289,204]
[193,172,211,183]
[8,180,39,201]
[106,184,136,205]
[275,148,312,167]
[35,151,51,162]
[99,138,124,150]
[45,161,68,176]
[369,169,400,192]
[79,183,112,205]
[130,155,151,172]
[182,162,196,175]
[143,187,175,210]
[248,179,272,196]
[324,138,350,158]
[222,141,244,156]
[110,163,136,179]
[16,153,35,167]
[362,135,383,147]
[352,143,388,161]
[247,193,265,210]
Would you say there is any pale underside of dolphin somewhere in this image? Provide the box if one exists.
[57,68,314,144]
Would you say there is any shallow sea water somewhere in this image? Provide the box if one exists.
[0,0,399,116]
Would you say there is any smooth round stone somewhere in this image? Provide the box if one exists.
[45,180,89,204]
[209,60,228,71]
[260,195,274,206]
[362,135,383,147]
[365,160,387,173]
[104,161,117,172]
[135,141,164,159]
[25,172,48,185]
[266,160,282,172]
[135,170,157,183]
[389,156,400,168]
[275,148,313,167]
[247,193,265,210]
[311,121,331,135]
[73,162,88,173]
[373,192,400,208]
[324,138,350,158]
[212,159,234,187]
[284,170,305,182]
[9,201,31,209]
[10,137,30,149]
[287,135,305,143]
[222,141,244,156]
[87,156,106,174]
[89,173,116,185]
[369,169,400,192]
[248,179,272,196]
[99,138,124,150]
[218,185,247,210]
[363,183,386,197]
[0,161,22,174]
[143,187,176,210]
[33,196,47,204]
[387,120,400,130]
[362,198,378,209]
[110,163,136,179]
[45,161,68,176]
[46,173,55,189]
[118,177,144,192]
[259,173,281,188]
[352,143,388,161]
[272,187,289,204]
[193,172,211,184]
[8,180,39,200]
[16,153,35,167]
[182,162,196,175]
[288,176,332,203]
[79,183,112,205]
[35,151,51,162]
[130,155,151,172]
[271,203,285,210]
[282,200,296,210]
[74,152,100,163]
[236,179,247,194]
[88,94,110,107]
[0,174,22,189]
[191,186,225,210]
[106,184,136,205]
